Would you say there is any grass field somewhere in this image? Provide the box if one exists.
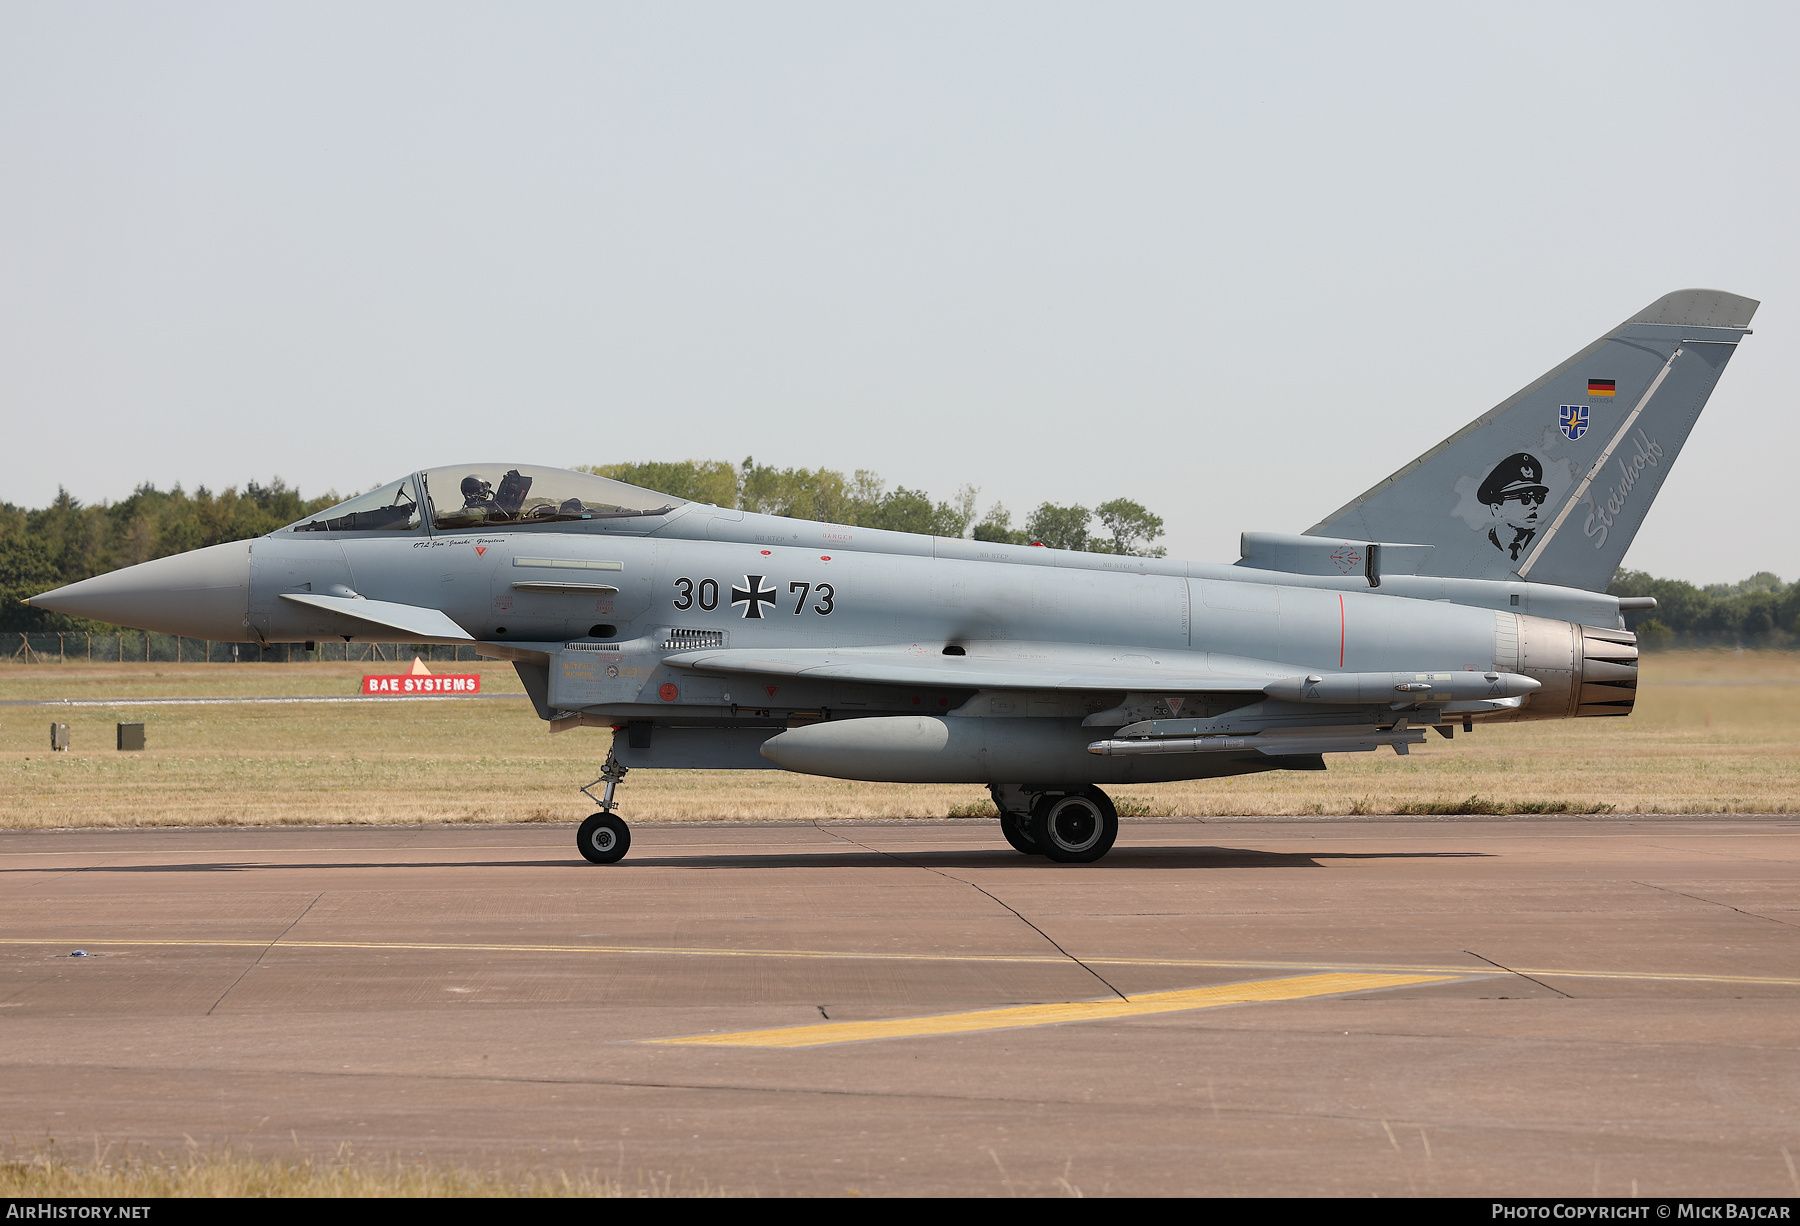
[1,650,1796,828]
[1,1143,717,1198]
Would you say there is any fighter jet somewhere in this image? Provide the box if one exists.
[27,289,1757,864]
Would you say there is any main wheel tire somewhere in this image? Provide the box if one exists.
[577,812,631,864]
[1029,790,1118,863]
[999,812,1041,855]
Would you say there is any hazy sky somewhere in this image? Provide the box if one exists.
[3,2,1795,584]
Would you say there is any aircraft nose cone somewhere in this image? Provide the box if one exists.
[27,540,251,640]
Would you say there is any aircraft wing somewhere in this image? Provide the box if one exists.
[278,593,475,641]
[662,644,1289,693]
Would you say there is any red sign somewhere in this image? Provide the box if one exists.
[361,674,483,695]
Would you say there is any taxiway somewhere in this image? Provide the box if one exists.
[2,817,1797,1196]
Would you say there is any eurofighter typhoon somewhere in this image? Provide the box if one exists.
[28,290,1757,863]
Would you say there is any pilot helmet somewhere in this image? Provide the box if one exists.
[461,475,493,500]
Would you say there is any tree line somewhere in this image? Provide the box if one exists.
[585,458,1166,555]
[3,463,1794,648]
[1608,570,1800,650]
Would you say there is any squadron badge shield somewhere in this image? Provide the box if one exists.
[1560,404,1588,441]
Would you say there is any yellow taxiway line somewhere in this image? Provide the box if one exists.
[647,972,1461,1048]
[1,936,1796,989]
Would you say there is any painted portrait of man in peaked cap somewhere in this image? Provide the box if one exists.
[1476,452,1549,561]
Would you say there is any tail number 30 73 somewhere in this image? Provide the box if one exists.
[673,576,834,618]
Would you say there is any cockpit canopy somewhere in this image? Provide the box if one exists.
[282,464,685,534]
[421,464,683,530]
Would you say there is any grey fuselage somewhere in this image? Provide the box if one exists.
[27,473,1637,788]
[242,493,1621,647]
[212,488,1626,785]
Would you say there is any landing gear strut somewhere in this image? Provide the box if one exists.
[577,748,632,864]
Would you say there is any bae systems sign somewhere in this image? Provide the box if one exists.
[361,658,482,695]
[361,674,482,695]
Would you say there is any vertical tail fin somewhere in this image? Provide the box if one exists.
[1308,290,1758,591]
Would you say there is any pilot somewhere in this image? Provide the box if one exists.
[1477,452,1549,562]
[461,475,502,520]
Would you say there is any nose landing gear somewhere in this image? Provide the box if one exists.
[577,748,632,864]
[577,811,630,863]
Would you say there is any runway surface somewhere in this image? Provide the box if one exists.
[3,816,1798,1197]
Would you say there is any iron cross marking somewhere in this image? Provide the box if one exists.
[731,575,778,619]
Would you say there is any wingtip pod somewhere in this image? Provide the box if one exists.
[1630,288,1759,331]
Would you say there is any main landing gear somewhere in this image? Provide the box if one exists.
[989,784,1119,863]
[577,748,632,864]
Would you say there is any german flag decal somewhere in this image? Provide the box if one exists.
[1587,378,1616,397]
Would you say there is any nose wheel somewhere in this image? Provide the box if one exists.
[577,812,631,864]
[576,747,633,864]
